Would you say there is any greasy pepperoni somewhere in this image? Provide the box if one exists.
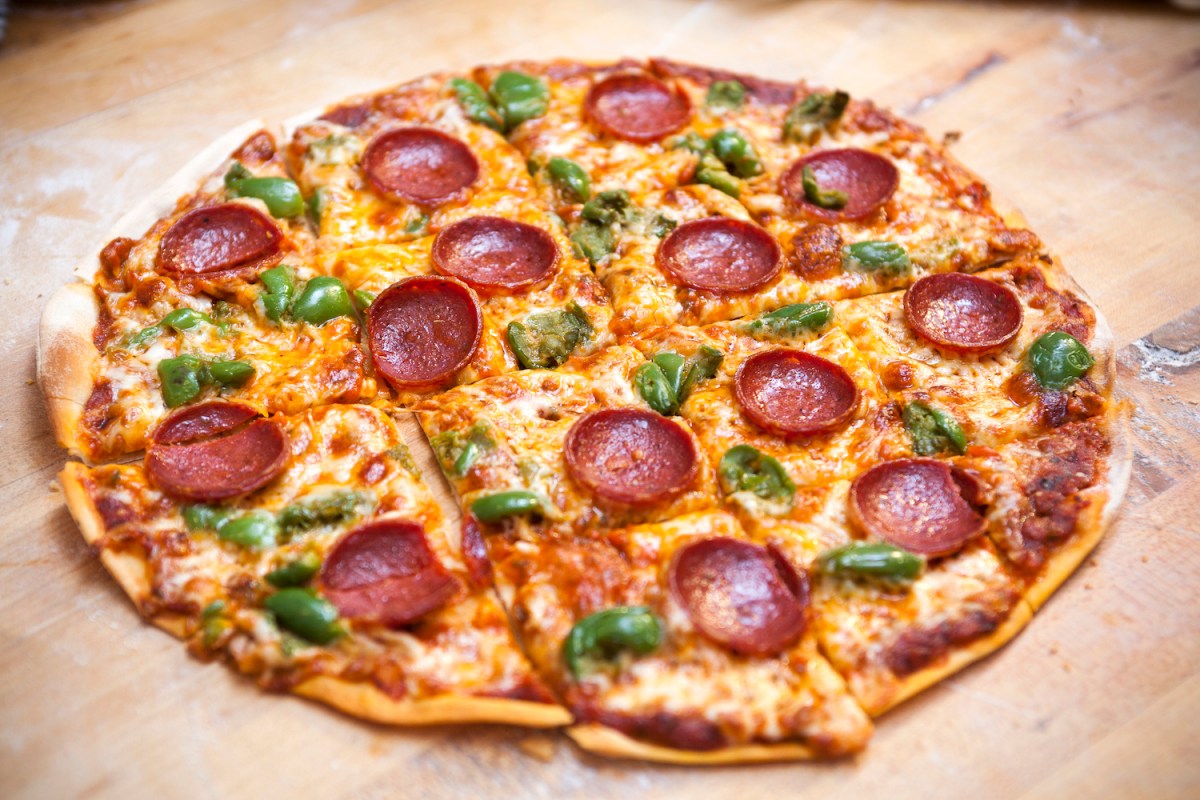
[366,276,482,390]
[669,537,807,656]
[656,218,782,292]
[361,127,479,205]
[780,148,899,222]
[734,349,859,437]
[320,101,371,128]
[151,401,259,445]
[460,515,493,588]
[157,203,283,276]
[904,273,1023,353]
[431,216,559,291]
[849,458,986,557]
[584,74,691,143]
[320,520,458,627]
[564,409,698,505]
[145,410,287,502]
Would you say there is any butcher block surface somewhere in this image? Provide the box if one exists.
[1,1,1198,798]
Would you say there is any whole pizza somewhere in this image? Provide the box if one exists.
[37,58,1130,764]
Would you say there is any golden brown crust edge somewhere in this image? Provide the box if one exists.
[565,724,821,765]
[39,284,101,461]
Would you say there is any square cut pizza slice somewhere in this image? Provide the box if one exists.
[478,509,873,761]
[286,71,551,253]
[45,129,372,463]
[739,477,1030,717]
[413,346,721,535]
[59,401,568,727]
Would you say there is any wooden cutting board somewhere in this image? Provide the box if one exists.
[2,1,1198,797]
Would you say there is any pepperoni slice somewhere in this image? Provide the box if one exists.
[319,101,371,128]
[157,203,283,276]
[656,218,782,293]
[780,148,899,222]
[431,216,559,291]
[145,406,287,501]
[903,273,1024,353]
[366,276,482,390]
[734,349,859,437]
[584,74,691,143]
[669,537,807,656]
[361,127,479,205]
[564,409,698,505]
[460,515,493,588]
[849,459,987,557]
[320,520,459,627]
[151,400,259,445]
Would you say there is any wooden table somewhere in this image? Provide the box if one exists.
[2,1,1198,797]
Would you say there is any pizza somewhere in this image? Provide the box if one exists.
[38,58,1129,764]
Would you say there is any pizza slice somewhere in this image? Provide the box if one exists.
[59,401,568,727]
[477,509,873,761]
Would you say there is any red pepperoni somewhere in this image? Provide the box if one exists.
[849,458,987,557]
[361,127,479,205]
[584,74,691,143]
[904,273,1024,353]
[431,216,559,291]
[319,101,371,128]
[151,400,259,445]
[564,409,698,505]
[157,203,283,276]
[460,514,493,588]
[734,349,859,437]
[320,520,458,627]
[145,408,287,502]
[780,148,899,222]
[366,276,482,390]
[669,537,808,656]
[656,218,782,293]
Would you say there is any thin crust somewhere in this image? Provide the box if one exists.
[38,285,101,460]
[566,724,820,765]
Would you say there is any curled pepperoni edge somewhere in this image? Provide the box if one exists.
[780,148,900,222]
[656,218,783,293]
[145,415,288,502]
[360,127,480,206]
[583,74,693,143]
[903,272,1024,354]
[733,349,860,437]
[156,203,284,277]
[151,401,260,445]
[431,215,560,292]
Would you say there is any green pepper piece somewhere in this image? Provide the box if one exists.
[160,308,210,332]
[353,289,375,313]
[291,276,354,326]
[843,241,911,274]
[265,588,344,645]
[216,511,278,550]
[449,77,504,132]
[158,355,204,408]
[182,503,236,532]
[224,162,253,186]
[801,165,848,209]
[507,304,592,369]
[490,71,549,130]
[903,401,968,456]
[742,302,833,340]
[471,490,543,523]
[266,552,323,588]
[207,359,255,388]
[562,606,662,678]
[430,423,495,478]
[817,542,925,584]
[783,90,850,143]
[671,132,710,156]
[547,157,591,203]
[694,153,741,198]
[307,188,325,226]
[678,345,724,401]
[570,222,614,266]
[227,176,304,218]
[259,265,296,322]
[200,600,229,648]
[718,444,796,505]
[706,80,746,111]
[125,323,162,349]
[633,362,679,416]
[277,490,371,539]
[648,213,676,238]
[708,129,763,178]
[652,352,687,400]
[580,189,632,226]
[404,213,429,235]
[1026,331,1095,391]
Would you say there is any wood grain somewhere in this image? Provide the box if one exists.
[2,1,1198,798]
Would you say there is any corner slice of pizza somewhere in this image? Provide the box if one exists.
[58,401,568,727]
[476,509,873,762]
[412,346,721,535]
[40,127,375,463]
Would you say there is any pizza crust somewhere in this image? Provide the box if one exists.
[39,284,101,460]
[566,723,820,764]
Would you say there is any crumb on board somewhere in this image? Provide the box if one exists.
[517,735,556,762]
